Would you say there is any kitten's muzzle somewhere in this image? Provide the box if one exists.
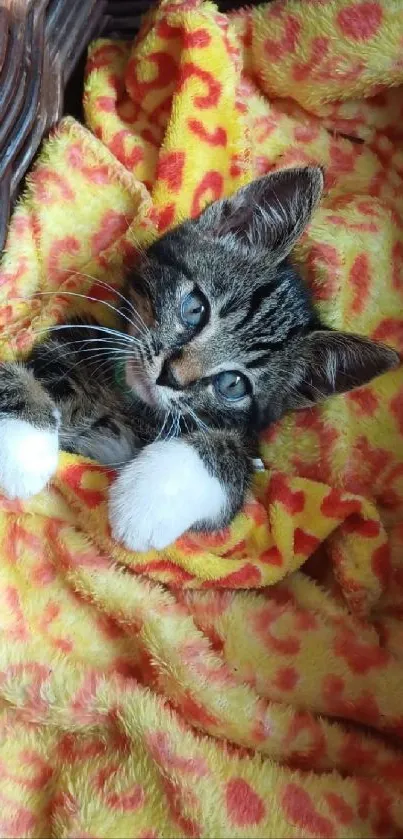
[125,359,159,407]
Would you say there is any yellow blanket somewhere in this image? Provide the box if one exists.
[1,0,403,835]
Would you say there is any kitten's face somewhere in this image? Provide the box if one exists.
[124,230,315,430]
[122,167,399,431]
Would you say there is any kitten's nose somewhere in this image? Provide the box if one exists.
[156,360,181,390]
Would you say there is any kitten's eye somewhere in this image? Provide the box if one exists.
[180,290,207,327]
[214,371,249,401]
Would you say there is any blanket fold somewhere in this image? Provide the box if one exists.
[0,0,403,835]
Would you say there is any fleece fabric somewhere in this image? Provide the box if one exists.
[0,0,403,835]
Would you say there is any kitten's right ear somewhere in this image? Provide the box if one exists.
[285,330,400,410]
[194,166,324,264]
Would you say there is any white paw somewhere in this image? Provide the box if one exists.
[109,439,227,551]
[0,418,59,499]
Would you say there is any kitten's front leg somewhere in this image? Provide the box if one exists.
[0,363,59,499]
[109,430,253,551]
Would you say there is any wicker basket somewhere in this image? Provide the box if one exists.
[0,0,107,253]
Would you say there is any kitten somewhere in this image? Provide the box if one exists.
[0,167,398,550]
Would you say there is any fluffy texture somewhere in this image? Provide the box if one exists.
[0,419,59,499]
[0,0,402,836]
[109,439,228,550]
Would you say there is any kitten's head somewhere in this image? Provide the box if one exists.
[122,166,399,431]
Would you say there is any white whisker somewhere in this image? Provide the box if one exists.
[69,273,153,340]
[17,290,144,336]
[69,273,140,319]
[155,410,170,442]
[186,404,210,434]
[31,324,139,345]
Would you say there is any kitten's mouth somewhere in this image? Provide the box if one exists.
[125,359,162,408]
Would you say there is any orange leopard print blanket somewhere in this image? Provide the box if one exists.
[0,0,402,835]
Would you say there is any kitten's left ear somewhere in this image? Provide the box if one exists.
[286,331,400,410]
[195,166,324,263]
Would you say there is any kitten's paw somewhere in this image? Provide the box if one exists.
[0,418,59,499]
[109,439,227,551]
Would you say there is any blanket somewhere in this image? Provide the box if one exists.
[0,0,403,835]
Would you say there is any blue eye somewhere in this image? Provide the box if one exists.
[180,290,207,327]
[214,371,249,401]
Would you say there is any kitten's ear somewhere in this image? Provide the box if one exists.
[287,331,400,409]
[195,166,324,263]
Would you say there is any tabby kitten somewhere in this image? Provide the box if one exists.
[0,167,398,550]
